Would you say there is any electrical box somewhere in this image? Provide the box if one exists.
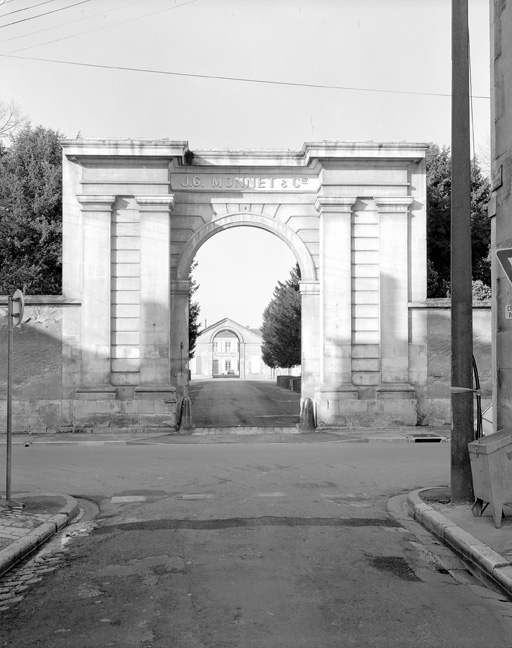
[469,429,512,528]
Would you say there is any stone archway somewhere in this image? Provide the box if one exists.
[60,139,429,430]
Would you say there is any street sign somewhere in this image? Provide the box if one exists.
[10,289,24,326]
[496,248,512,285]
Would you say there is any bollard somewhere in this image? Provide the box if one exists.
[299,397,315,431]
[178,397,194,435]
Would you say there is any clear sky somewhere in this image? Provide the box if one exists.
[0,0,491,327]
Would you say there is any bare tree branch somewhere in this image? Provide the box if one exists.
[0,98,29,144]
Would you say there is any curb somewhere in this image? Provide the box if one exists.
[0,493,80,578]
[407,488,512,597]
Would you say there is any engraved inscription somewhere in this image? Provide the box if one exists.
[173,174,318,191]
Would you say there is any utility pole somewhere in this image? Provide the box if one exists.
[451,0,474,503]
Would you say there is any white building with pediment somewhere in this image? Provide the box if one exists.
[190,318,273,379]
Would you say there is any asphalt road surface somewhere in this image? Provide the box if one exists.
[1,440,512,647]
[189,379,300,427]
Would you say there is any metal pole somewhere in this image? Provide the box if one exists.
[451,0,474,503]
[6,294,13,502]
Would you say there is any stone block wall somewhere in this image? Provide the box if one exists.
[425,300,491,427]
[0,297,70,433]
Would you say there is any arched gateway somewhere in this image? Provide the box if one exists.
[61,139,428,429]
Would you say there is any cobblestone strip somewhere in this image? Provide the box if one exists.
[0,494,80,578]
[0,519,97,612]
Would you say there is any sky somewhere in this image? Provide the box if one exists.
[0,0,491,327]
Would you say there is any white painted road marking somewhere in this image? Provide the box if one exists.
[111,496,147,503]
[181,494,215,500]
[256,492,286,497]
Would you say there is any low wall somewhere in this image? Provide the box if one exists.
[0,297,71,432]
[424,300,491,426]
[0,297,177,433]
[277,376,302,393]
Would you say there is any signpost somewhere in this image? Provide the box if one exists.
[6,289,24,503]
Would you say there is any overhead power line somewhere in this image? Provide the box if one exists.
[0,0,92,30]
[0,0,202,49]
[0,0,58,19]
[0,52,491,100]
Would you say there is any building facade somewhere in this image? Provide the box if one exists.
[190,318,273,379]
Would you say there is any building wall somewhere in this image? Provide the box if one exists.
[425,301,492,427]
[0,298,72,432]
[491,2,512,433]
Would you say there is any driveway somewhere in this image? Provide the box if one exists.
[189,379,300,427]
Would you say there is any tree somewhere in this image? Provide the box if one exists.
[0,98,28,145]
[426,143,491,297]
[0,125,63,295]
[188,260,201,359]
[261,263,301,369]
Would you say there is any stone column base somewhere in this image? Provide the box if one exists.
[376,384,416,399]
[73,385,177,431]
[135,385,176,401]
[315,384,417,428]
[75,386,116,400]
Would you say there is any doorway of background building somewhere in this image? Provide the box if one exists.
[212,329,240,378]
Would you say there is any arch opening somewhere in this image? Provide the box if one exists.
[185,219,304,428]
[176,212,317,282]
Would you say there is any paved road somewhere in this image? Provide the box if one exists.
[1,441,512,647]
[189,379,300,427]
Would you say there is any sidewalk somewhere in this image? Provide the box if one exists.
[0,493,79,578]
[3,425,451,446]
[407,486,512,598]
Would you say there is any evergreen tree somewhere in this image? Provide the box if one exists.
[426,143,491,297]
[188,260,201,360]
[0,125,63,294]
[261,263,301,369]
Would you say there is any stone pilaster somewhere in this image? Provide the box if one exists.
[299,280,320,401]
[171,279,191,398]
[76,194,116,392]
[375,196,415,398]
[239,342,246,379]
[135,195,175,397]
[314,197,358,398]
